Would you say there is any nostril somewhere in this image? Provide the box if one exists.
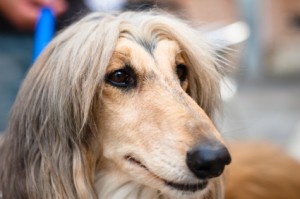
[186,143,231,179]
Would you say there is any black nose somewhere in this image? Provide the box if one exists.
[186,142,231,179]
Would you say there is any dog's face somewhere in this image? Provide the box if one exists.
[97,37,230,198]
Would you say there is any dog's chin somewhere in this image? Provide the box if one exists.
[124,155,209,195]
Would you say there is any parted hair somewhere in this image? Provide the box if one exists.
[0,11,222,199]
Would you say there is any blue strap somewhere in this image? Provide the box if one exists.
[33,7,55,61]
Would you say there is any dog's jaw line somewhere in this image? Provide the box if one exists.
[124,155,208,193]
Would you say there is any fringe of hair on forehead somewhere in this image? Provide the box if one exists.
[0,11,223,199]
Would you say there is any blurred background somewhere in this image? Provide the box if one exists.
[0,0,299,159]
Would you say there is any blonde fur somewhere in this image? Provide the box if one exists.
[0,11,225,199]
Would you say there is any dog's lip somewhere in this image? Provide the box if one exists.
[124,155,208,192]
[164,180,208,192]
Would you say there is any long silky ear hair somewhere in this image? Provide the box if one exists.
[0,11,222,199]
[0,13,122,199]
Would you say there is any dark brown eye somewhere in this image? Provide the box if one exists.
[176,64,188,83]
[105,66,136,89]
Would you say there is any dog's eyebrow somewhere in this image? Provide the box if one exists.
[175,51,186,64]
[111,51,131,63]
[113,51,129,57]
[106,51,131,72]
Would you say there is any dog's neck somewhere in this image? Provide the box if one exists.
[94,171,224,199]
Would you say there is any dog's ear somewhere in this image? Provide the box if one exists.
[0,12,122,199]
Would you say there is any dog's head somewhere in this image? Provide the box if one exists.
[1,11,230,199]
[96,12,231,199]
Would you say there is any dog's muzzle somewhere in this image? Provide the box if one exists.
[186,141,231,179]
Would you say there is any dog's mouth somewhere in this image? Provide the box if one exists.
[124,155,208,192]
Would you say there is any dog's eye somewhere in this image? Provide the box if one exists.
[105,67,136,89]
[176,64,188,83]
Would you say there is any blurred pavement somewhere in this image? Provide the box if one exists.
[220,76,300,161]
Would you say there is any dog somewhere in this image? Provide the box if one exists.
[0,11,231,199]
[1,10,300,199]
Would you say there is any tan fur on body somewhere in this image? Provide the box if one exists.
[226,142,300,199]
[1,10,300,199]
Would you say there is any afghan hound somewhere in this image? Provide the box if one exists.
[1,11,300,199]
